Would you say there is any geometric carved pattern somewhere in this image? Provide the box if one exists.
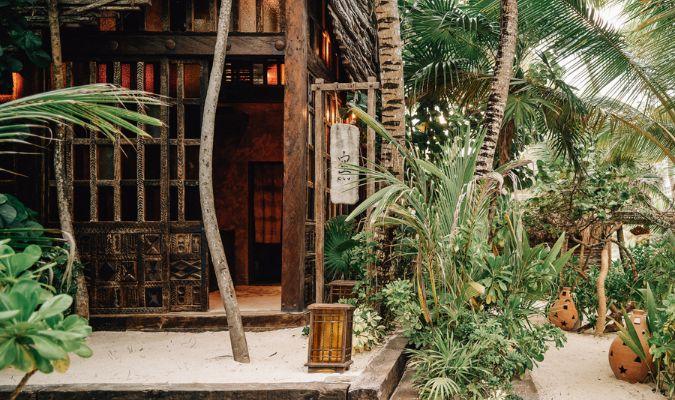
[172,233,192,254]
[144,260,163,282]
[170,282,203,307]
[106,233,136,255]
[171,233,201,254]
[170,259,201,280]
[98,261,119,281]
[145,286,163,307]
[77,226,207,314]
[121,261,138,282]
[143,234,162,255]
[95,286,120,308]
[121,285,140,308]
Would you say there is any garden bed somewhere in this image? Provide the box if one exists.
[1,328,383,385]
[0,328,407,399]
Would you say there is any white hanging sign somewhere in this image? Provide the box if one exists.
[330,123,360,205]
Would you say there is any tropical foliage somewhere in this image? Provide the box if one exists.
[0,84,163,171]
[0,240,92,398]
[0,0,49,92]
[323,216,373,281]
[346,109,570,398]
[402,0,674,168]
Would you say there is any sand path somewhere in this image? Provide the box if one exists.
[531,332,665,400]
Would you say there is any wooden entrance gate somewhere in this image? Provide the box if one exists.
[60,59,210,313]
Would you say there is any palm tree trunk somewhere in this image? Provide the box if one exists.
[47,0,89,318]
[476,0,518,176]
[199,0,249,363]
[374,0,406,177]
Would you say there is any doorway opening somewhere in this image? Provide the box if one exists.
[249,162,283,284]
[208,100,284,313]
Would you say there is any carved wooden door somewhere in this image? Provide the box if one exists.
[60,58,209,313]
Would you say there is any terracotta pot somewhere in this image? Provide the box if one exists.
[548,287,579,331]
[608,309,653,383]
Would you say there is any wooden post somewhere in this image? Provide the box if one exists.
[314,79,325,303]
[366,76,376,198]
[281,0,309,311]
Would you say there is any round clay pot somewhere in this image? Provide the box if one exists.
[548,287,579,331]
[608,309,653,383]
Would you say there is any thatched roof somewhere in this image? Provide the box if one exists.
[328,0,378,82]
[20,0,150,27]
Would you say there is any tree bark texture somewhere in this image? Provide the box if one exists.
[476,0,518,176]
[47,0,89,319]
[199,0,250,363]
[374,0,405,177]
[595,239,610,335]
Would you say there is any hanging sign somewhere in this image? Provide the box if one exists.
[330,123,360,205]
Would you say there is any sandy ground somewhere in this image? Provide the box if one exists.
[531,332,665,400]
[0,328,382,387]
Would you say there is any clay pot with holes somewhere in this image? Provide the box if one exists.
[548,287,579,331]
[608,309,653,383]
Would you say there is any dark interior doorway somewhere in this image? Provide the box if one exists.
[249,162,283,284]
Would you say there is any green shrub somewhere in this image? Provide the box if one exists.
[0,240,92,395]
[380,279,425,345]
[0,194,77,295]
[352,305,386,352]
[409,310,565,400]
[323,216,377,281]
[561,235,674,326]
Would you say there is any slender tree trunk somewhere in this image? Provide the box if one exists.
[10,369,36,400]
[616,225,625,264]
[47,0,89,318]
[595,238,610,335]
[475,0,518,176]
[374,0,406,177]
[199,0,249,363]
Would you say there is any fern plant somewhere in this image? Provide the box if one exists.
[324,216,362,281]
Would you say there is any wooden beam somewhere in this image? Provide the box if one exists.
[281,0,308,312]
[310,81,381,91]
[313,79,325,303]
[61,33,285,57]
[61,0,119,15]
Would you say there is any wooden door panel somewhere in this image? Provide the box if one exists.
[66,59,209,314]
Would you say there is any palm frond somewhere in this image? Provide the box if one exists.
[0,84,164,148]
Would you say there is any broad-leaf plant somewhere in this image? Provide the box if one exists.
[0,239,92,399]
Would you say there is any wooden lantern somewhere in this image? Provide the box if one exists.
[306,303,355,372]
[327,280,357,303]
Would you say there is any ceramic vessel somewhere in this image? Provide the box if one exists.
[608,309,653,383]
[548,287,579,331]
